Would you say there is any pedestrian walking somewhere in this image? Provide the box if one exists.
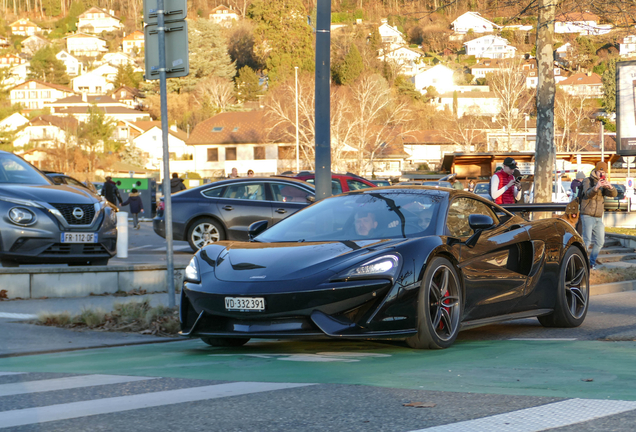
[450,176,463,190]
[120,188,144,229]
[580,161,617,269]
[170,173,186,194]
[101,176,123,206]
[490,158,522,204]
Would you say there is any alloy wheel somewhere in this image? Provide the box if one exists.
[565,252,588,319]
[428,264,461,342]
[192,222,220,249]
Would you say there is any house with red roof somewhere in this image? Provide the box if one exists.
[558,72,604,98]
[10,80,75,110]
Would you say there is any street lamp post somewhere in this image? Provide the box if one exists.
[295,66,299,173]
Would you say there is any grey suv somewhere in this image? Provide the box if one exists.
[0,151,118,267]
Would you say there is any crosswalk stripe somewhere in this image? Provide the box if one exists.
[0,312,38,320]
[0,374,155,397]
[0,381,313,429]
[413,398,636,432]
[0,372,25,377]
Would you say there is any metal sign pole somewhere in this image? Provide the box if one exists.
[314,0,331,200]
[157,0,175,308]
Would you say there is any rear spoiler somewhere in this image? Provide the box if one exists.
[501,203,568,213]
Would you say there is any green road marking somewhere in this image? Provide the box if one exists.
[1,339,635,400]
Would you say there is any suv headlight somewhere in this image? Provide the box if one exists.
[184,256,201,283]
[0,196,43,208]
[9,207,36,225]
[333,254,401,282]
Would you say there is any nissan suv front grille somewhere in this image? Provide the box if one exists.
[50,203,95,225]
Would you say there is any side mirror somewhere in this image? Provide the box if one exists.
[306,194,316,203]
[248,220,268,241]
[468,214,494,231]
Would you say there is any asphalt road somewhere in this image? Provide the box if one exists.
[0,291,635,431]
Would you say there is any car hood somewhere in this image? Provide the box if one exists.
[212,239,405,282]
[0,184,100,205]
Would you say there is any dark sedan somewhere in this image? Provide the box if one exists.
[153,177,315,251]
[45,172,99,195]
[0,151,117,267]
[180,186,589,349]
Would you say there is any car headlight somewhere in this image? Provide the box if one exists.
[0,196,43,208]
[184,256,201,283]
[8,207,36,225]
[334,254,401,282]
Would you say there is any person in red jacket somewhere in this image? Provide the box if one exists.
[490,157,522,204]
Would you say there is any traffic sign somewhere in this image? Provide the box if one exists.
[144,21,189,80]
[143,0,187,25]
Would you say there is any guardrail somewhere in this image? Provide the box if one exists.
[0,264,186,299]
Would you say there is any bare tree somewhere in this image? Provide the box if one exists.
[348,74,410,175]
[441,114,488,153]
[193,76,236,112]
[554,90,595,153]
[489,59,532,151]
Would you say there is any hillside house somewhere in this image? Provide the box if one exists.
[65,33,108,57]
[71,64,118,95]
[451,12,500,34]
[378,21,407,49]
[470,58,508,79]
[13,115,78,148]
[0,37,9,47]
[56,50,83,76]
[78,7,123,33]
[554,12,612,35]
[378,46,423,76]
[620,35,636,57]
[129,121,190,169]
[523,59,570,88]
[0,113,29,131]
[558,72,604,98]
[412,64,455,94]
[556,42,573,59]
[102,52,138,68]
[208,5,240,27]
[21,35,50,57]
[433,91,502,117]
[10,19,41,36]
[401,130,455,171]
[110,85,143,109]
[10,80,75,110]
[463,35,516,59]
[0,54,26,68]
[3,62,31,88]
[122,31,144,55]
[187,111,292,177]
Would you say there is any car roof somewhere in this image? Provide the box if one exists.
[194,176,315,190]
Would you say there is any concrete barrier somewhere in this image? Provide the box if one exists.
[0,264,186,299]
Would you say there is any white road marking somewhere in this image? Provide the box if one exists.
[128,245,152,251]
[0,381,313,429]
[414,398,636,432]
[0,374,155,397]
[0,312,38,320]
[509,338,578,341]
[0,372,25,377]
[149,245,191,252]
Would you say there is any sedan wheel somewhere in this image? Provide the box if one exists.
[187,218,224,252]
[538,246,589,328]
[406,257,462,349]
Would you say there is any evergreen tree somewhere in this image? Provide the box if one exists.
[368,28,382,53]
[248,0,314,82]
[112,64,142,89]
[235,66,262,102]
[602,58,616,113]
[333,44,363,85]
[170,19,236,93]
[28,46,70,85]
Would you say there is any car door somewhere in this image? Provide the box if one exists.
[446,197,530,321]
[268,181,314,224]
[214,181,273,241]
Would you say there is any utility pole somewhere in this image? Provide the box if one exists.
[295,66,299,173]
[144,0,189,308]
[314,0,331,200]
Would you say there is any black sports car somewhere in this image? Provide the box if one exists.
[180,186,589,349]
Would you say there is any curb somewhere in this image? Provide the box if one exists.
[591,280,636,296]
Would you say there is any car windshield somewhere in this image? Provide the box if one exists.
[256,190,443,242]
[474,183,489,194]
[0,153,51,185]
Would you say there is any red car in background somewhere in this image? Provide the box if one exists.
[293,172,377,194]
